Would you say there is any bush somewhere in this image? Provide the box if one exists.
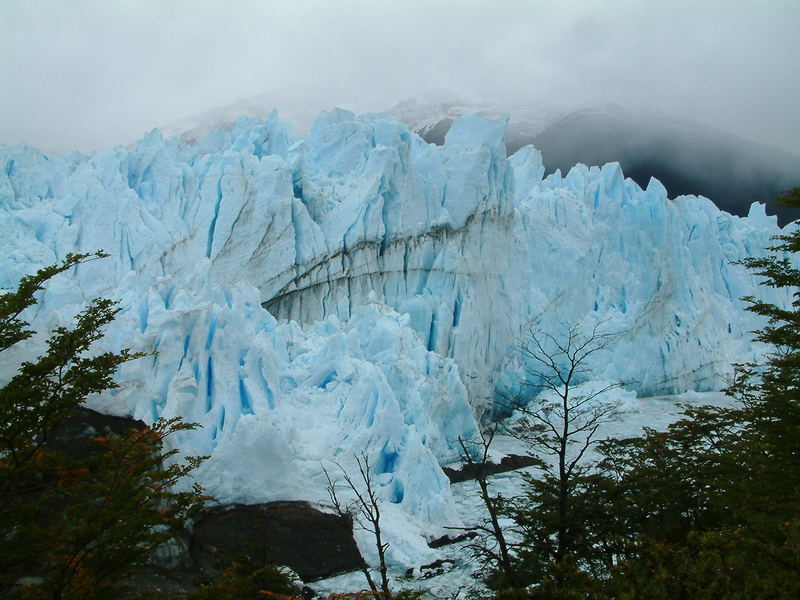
[0,253,207,599]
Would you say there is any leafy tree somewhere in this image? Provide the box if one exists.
[731,186,800,516]
[0,253,208,599]
[185,559,301,600]
[590,189,800,599]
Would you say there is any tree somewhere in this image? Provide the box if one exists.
[589,189,800,599]
[502,322,622,594]
[0,253,207,599]
[731,186,800,513]
[185,559,301,600]
[0,252,139,471]
[456,425,519,587]
[323,454,391,599]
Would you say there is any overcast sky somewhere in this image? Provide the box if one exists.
[2,0,799,155]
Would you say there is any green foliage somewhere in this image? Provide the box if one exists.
[607,523,800,600]
[588,188,800,598]
[594,403,744,553]
[505,471,613,588]
[185,560,299,600]
[0,254,208,599]
[0,251,136,471]
[0,252,103,352]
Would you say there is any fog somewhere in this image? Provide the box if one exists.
[1,0,799,155]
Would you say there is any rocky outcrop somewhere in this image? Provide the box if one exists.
[45,406,145,457]
[190,501,363,582]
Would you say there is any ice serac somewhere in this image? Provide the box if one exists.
[262,110,521,407]
[0,109,791,567]
[506,158,787,396]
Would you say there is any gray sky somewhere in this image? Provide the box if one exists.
[2,0,799,155]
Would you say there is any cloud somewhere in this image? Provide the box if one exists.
[1,0,798,154]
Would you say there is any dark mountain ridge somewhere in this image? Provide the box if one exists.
[530,107,800,225]
[416,104,800,226]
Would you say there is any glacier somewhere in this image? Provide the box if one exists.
[0,108,791,567]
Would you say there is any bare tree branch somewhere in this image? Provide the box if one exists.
[508,320,623,581]
[323,455,391,598]
[322,464,380,597]
[456,425,518,585]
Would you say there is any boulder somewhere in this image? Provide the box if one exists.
[191,501,363,581]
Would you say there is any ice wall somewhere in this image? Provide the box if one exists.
[507,151,787,395]
[0,109,790,564]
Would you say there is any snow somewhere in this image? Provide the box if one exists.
[0,109,792,570]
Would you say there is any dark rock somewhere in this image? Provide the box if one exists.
[443,454,539,483]
[427,531,478,548]
[498,454,540,470]
[300,585,318,599]
[44,406,145,457]
[190,501,363,582]
[421,558,454,571]
[405,558,456,578]
[418,558,455,579]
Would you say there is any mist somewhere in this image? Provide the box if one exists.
[1,0,799,155]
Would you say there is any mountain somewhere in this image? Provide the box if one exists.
[0,110,790,567]
[387,98,800,226]
[385,93,563,151]
[529,105,800,226]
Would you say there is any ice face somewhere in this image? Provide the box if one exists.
[0,109,791,566]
